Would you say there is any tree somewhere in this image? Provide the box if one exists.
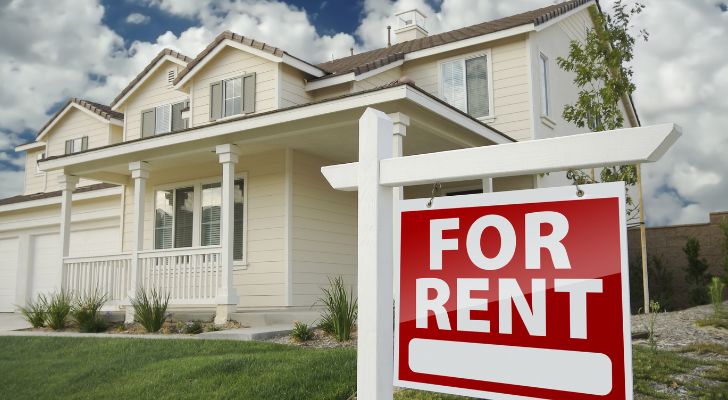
[720,217,728,282]
[557,1,649,218]
[683,237,711,306]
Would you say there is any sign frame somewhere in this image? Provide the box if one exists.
[393,182,633,400]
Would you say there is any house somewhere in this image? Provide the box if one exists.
[0,0,639,324]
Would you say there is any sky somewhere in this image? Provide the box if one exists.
[0,0,726,227]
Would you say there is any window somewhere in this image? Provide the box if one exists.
[539,53,550,117]
[141,100,189,137]
[209,73,256,120]
[154,178,246,261]
[441,54,491,119]
[35,152,45,174]
[64,137,88,154]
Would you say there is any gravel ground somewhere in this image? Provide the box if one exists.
[631,302,728,351]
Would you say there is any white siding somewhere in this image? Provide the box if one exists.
[291,151,357,307]
[124,60,189,141]
[351,66,402,92]
[121,150,288,308]
[0,237,19,311]
[190,46,278,127]
[279,64,312,108]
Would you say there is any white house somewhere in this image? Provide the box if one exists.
[0,0,639,323]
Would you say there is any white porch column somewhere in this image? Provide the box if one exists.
[126,161,149,323]
[482,177,493,193]
[215,144,240,324]
[58,174,78,291]
[357,109,394,400]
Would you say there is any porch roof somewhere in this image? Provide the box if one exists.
[39,81,514,183]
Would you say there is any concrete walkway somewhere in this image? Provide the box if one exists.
[0,313,291,342]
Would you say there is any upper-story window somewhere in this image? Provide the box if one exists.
[539,52,550,117]
[209,73,256,121]
[64,137,88,155]
[35,152,45,174]
[440,54,492,119]
[141,100,189,138]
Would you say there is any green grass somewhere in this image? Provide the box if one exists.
[695,312,728,330]
[0,337,726,399]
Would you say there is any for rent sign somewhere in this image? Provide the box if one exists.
[394,183,632,400]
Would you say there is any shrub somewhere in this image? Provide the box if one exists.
[649,256,674,311]
[17,294,47,328]
[131,288,170,333]
[683,237,711,306]
[709,277,725,317]
[318,276,357,341]
[72,290,108,333]
[291,321,314,342]
[45,290,73,330]
[645,300,661,351]
[182,321,204,334]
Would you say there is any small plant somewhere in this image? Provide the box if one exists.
[645,300,661,350]
[45,290,73,330]
[709,277,725,317]
[291,321,314,342]
[182,321,204,334]
[131,288,170,333]
[318,276,357,341]
[17,294,47,328]
[204,322,221,332]
[72,290,108,333]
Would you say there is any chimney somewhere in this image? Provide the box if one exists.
[394,9,428,43]
[387,25,391,47]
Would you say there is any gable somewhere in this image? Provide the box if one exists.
[44,107,112,157]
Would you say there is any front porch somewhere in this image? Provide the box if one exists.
[42,85,518,324]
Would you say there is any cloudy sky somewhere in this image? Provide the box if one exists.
[0,0,725,227]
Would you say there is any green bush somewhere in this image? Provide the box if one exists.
[45,290,73,330]
[709,277,725,316]
[318,276,357,341]
[182,321,204,334]
[72,290,108,333]
[291,321,314,342]
[17,294,47,328]
[684,237,711,306]
[131,288,170,333]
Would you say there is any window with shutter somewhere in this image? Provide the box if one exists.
[155,190,174,249]
[141,109,156,138]
[155,104,171,134]
[201,183,222,246]
[174,187,194,248]
[64,137,88,154]
[171,100,189,132]
[441,54,491,119]
[223,77,242,118]
[210,82,223,120]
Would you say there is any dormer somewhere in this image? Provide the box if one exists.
[110,49,192,141]
[171,31,326,126]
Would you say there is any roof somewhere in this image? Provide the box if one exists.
[172,31,325,86]
[41,80,515,164]
[315,0,593,78]
[0,183,117,206]
[35,98,123,138]
[110,48,192,108]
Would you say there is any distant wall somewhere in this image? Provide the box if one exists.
[627,212,727,310]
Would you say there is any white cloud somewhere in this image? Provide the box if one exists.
[125,13,151,25]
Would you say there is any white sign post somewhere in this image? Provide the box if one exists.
[322,108,680,400]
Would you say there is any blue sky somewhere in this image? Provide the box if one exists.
[0,0,726,227]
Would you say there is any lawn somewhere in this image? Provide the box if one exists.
[0,337,726,399]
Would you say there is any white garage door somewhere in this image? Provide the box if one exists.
[31,226,120,299]
[0,237,19,312]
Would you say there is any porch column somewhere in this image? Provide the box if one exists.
[58,174,78,291]
[482,177,493,193]
[126,161,149,324]
[215,144,240,324]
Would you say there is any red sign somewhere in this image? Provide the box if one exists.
[394,183,632,400]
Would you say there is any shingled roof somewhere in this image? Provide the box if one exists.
[315,0,594,78]
[110,48,192,108]
[35,98,123,138]
[0,183,118,206]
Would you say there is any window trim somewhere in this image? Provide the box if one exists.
[539,51,551,118]
[153,172,249,267]
[222,76,242,118]
[141,98,190,137]
[437,49,495,122]
[35,152,46,175]
[65,136,88,155]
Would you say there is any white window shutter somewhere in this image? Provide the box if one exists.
[155,104,171,134]
[465,56,489,118]
[441,60,466,113]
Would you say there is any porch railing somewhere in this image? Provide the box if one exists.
[62,254,132,302]
[137,246,222,304]
[62,246,222,305]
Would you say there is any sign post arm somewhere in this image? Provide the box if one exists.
[357,108,395,400]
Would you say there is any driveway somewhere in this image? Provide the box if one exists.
[0,313,30,331]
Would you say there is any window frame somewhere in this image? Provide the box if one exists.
[153,172,249,267]
[65,136,88,155]
[141,97,190,137]
[222,76,242,118]
[35,151,45,175]
[437,49,495,122]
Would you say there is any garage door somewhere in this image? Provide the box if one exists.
[0,237,19,311]
[30,226,120,299]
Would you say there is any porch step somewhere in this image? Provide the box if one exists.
[231,310,321,327]
[197,324,293,341]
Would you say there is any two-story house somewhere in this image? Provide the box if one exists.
[0,0,638,324]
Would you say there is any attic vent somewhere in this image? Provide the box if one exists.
[167,69,176,83]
